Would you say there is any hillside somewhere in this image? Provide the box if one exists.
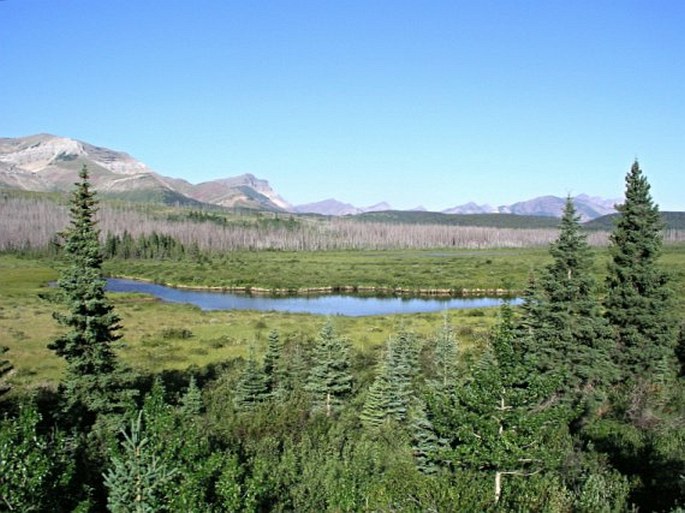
[584,211,685,231]
[356,210,563,229]
[1,134,676,221]
[0,134,288,211]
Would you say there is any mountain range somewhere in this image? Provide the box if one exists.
[0,134,619,220]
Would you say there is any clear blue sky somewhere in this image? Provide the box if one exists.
[2,1,684,211]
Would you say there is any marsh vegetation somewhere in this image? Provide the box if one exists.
[0,164,683,511]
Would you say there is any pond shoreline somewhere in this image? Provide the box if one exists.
[108,274,518,299]
[105,277,519,316]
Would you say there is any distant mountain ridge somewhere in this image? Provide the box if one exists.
[443,194,618,221]
[293,199,393,216]
[296,195,618,220]
[1,134,622,219]
[0,134,290,211]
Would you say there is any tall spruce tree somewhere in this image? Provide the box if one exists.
[604,161,677,384]
[49,165,125,421]
[384,330,420,422]
[234,346,268,411]
[408,399,440,475]
[527,197,615,406]
[360,331,420,427]
[359,357,392,429]
[305,321,353,416]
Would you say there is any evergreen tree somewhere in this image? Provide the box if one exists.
[431,314,459,390]
[138,378,232,512]
[408,399,440,475]
[234,346,269,411]
[305,321,353,416]
[103,411,177,513]
[361,331,420,427]
[605,161,677,384]
[359,358,392,429]
[441,305,565,505]
[384,330,420,422]
[527,197,615,406]
[179,376,203,417]
[48,165,125,420]
[263,329,285,396]
[584,162,682,511]
[279,339,310,394]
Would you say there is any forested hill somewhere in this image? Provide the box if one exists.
[584,211,685,231]
[354,210,562,228]
[357,209,685,231]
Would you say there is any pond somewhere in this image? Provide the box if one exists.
[106,278,519,317]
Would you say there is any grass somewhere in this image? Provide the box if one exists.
[0,254,497,391]
[2,243,683,391]
[103,245,685,302]
[104,248,558,292]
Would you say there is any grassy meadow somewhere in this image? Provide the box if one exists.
[103,247,558,292]
[2,243,684,391]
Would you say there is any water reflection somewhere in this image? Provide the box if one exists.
[106,278,518,317]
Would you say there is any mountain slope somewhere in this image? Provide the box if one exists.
[0,134,287,211]
[1,134,637,219]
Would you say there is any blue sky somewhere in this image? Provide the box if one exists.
[2,1,684,211]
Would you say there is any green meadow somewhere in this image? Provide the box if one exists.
[103,247,556,292]
[2,243,684,390]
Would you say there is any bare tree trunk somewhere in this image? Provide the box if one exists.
[495,470,502,505]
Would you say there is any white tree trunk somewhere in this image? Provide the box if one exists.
[495,471,502,504]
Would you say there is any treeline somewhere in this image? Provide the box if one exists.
[0,192,626,253]
[102,231,191,260]
[3,190,685,255]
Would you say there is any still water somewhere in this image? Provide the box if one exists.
[106,278,517,317]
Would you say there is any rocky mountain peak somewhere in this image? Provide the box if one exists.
[0,134,86,172]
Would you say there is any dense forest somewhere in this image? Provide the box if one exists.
[1,162,683,512]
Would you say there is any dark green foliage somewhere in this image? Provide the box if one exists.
[435,305,567,505]
[605,161,678,384]
[112,378,243,512]
[383,331,420,422]
[103,230,186,260]
[305,321,353,416]
[263,329,285,396]
[359,358,393,429]
[360,330,420,428]
[526,197,616,407]
[356,209,562,228]
[0,401,74,512]
[677,322,685,377]
[409,400,440,475]
[278,338,310,394]
[49,166,127,422]
[584,210,685,231]
[581,162,684,512]
[234,347,269,411]
[179,376,203,417]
